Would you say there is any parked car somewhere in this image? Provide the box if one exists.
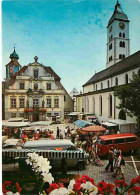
[96,133,140,156]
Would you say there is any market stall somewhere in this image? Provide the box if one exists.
[73,120,93,128]
[78,125,106,135]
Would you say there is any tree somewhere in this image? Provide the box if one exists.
[114,73,140,135]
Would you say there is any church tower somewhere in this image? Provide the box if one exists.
[106,0,130,68]
[5,47,21,78]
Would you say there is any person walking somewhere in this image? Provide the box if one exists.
[57,127,60,139]
[113,150,125,179]
[105,147,114,172]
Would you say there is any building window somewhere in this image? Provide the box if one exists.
[34,83,38,91]
[109,56,112,62]
[20,113,24,118]
[101,82,103,90]
[109,43,112,50]
[64,95,66,102]
[109,94,112,117]
[120,41,125,48]
[11,98,16,108]
[46,98,52,108]
[111,35,113,40]
[123,55,125,59]
[119,32,122,37]
[34,69,39,78]
[123,33,125,38]
[11,113,16,118]
[19,98,25,108]
[107,80,110,88]
[125,73,128,84]
[119,54,122,59]
[115,77,118,86]
[47,83,51,90]
[54,97,59,108]
[33,99,39,106]
[99,96,102,116]
[20,83,24,89]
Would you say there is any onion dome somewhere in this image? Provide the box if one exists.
[10,47,19,60]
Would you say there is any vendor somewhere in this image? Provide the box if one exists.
[22,131,28,143]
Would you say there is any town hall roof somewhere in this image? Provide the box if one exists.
[83,50,140,87]
[107,0,129,27]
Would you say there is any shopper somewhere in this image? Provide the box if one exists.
[105,147,114,172]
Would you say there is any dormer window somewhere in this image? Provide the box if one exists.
[20,83,24,89]
[47,83,51,90]
[34,69,39,78]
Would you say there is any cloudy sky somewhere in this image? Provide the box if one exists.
[2,0,140,93]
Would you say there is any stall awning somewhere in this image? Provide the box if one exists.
[73,120,93,128]
[30,121,52,126]
[102,122,118,127]
[2,121,30,127]
[68,112,80,116]
[80,125,106,134]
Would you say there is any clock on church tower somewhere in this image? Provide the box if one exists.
[106,0,130,68]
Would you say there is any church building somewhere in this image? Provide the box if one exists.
[76,1,140,123]
[4,51,73,122]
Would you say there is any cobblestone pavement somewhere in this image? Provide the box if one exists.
[3,159,138,185]
[68,159,138,184]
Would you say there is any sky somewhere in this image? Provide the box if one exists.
[2,0,140,93]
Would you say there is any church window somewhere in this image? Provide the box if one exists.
[119,54,122,59]
[46,97,52,108]
[54,97,59,108]
[33,98,39,106]
[34,83,38,91]
[109,43,112,50]
[122,42,125,48]
[119,32,122,37]
[47,83,51,90]
[115,77,118,86]
[107,80,110,88]
[101,82,103,90]
[20,83,24,89]
[138,69,140,78]
[34,69,39,78]
[64,95,66,102]
[123,55,125,59]
[109,94,112,117]
[111,35,113,40]
[120,41,122,47]
[125,73,128,84]
[99,96,102,116]
[19,98,25,108]
[123,33,125,38]
[10,98,16,108]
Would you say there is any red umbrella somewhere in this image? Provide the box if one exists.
[80,125,106,134]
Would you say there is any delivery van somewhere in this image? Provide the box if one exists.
[96,133,140,156]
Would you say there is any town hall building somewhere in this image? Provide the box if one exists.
[3,50,74,122]
[76,1,140,123]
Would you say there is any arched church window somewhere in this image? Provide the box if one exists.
[123,55,125,59]
[107,80,110,88]
[109,94,112,117]
[122,42,125,48]
[120,41,122,47]
[99,96,102,116]
[119,54,122,59]
[119,32,122,37]
[115,77,118,86]
[125,73,128,84]
[123,33,125,38]
[101,82,103,90]
[138,69,140,78]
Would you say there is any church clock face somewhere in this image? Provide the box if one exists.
[119,22,125,30]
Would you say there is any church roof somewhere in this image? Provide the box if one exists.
[10,47,19,60]
[107,1,129,27]
[83,50,140,87]
[70,87,79,94]
[5,60,21,67]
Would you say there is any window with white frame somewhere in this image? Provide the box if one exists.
[47,83,51,90]
[33,99,39,106]
[10,98,16,108]
[54,97,59,108]
[20,83,25,89]
[19,98,25,108]
[46,97,52,108]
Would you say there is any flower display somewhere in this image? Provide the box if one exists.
[2,181,22,195]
